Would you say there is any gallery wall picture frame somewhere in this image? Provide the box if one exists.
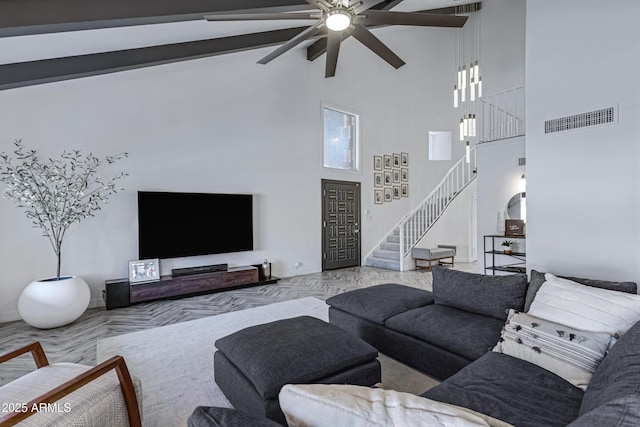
[393,153,400,167]
[129,258,160,283]
[384,155,392,169]
[374,155,382,171]
[374,190,383,204]
[401,152,409,166]
[401,183,409,197]
[401,168,408,182]
[393,169,401,183]
[384,171,392,186]
[393,186,401,199]
[374,172,383,187]
[384,187,392,202]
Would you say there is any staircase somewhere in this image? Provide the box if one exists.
[366,147,477,271]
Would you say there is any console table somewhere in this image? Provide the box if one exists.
[103,265,279,310]
[483,235,526,275]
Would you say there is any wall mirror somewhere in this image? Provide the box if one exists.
[507,192,526,220]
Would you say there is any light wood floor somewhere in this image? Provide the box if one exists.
[0,264,476,384]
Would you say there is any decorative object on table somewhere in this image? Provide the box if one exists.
[501,240,514,255]
[262,259,271,280]
[128,259,160,283]
[505,219,525,237]
[497,211,505,235]
[0,140,128,328]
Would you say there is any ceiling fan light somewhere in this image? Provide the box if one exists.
[326,10,351,31]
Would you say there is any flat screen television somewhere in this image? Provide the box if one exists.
[138,191,253,260]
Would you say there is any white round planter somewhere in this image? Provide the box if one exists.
[18,276,91,329]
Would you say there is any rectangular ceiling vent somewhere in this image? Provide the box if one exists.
[517,157,526,166]
[545,107,615,134]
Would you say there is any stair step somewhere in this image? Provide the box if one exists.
[387,235,400,244]
[381,242,400,252]
[365,257,401,271]
[373,249,400,260]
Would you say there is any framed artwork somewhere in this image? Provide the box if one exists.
[401,168,408,182]
[384,187,392,202]
[374,155,382,171]
[393,153,400,167]
[393,169,401,183]
[374,190,383,204]
[401,152,409,166]
[384,171,392,186]
[384,155,392,169]
[393,186,401,199]
[401,183,409,197]
[374,172,383,188]
[129,259,160,283]
[505,219,526,237]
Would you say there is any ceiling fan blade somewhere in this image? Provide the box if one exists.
[359,10,468,27]
[204,12,317,22]
[353,0,388,14]
[351,24,405,69]
[258,23,325,65]
[325,30,342,78]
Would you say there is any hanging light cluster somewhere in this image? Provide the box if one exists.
[452,2,482,143]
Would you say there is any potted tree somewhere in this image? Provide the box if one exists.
[501,240,514,255]
[0,140,127,328]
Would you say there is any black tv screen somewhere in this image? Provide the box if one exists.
[138,191,253,259]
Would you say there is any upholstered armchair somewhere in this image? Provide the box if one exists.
[0,342,142,427]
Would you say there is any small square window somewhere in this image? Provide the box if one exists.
[323,106,359,171]
[429,131,452,161]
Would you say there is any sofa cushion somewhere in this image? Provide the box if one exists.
[188,407,281,427]
[528,274,640,335]
[423,352,585,427]
[493,309,616,390]
[326,284,434,325]
[568,395,640,426]
[279,383,514,427]
[432,266,527,320]
[579,319,640,416]
[385,304,504,361]
[215,316,378,400]
[525,269,637,311]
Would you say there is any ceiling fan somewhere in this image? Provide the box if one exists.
[204,0,468,78]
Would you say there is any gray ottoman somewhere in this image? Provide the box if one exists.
[214,316,381,425]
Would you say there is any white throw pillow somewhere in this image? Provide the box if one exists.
[528,273,640,335]
[279,383,513,427]
[494,309,616,390]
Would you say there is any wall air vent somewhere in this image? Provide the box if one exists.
[517,157,526,166]
[544,107,615,134]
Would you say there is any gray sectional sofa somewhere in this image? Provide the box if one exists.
[326,266,640,426]
[189,266,640,426]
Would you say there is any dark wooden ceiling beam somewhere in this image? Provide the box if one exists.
[0,27,308,91]
[0,0,310,37]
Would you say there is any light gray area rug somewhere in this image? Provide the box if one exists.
[97,297,438,427]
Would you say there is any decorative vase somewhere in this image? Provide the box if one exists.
[503,248,512,255]
[18,276,90,329]
[262,259,271,280]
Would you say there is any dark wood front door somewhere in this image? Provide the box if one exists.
[322,179,361,271]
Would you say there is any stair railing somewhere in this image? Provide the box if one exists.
[479,86,525,143]
[395,146,477,270]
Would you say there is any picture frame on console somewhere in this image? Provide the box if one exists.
[129,259,160,283]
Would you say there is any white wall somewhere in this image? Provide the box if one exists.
[475,136,526,273]
[0,25,463,322]
[525,1,640,282]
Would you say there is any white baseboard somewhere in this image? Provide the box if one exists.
[0,296,106,325]
[0,310,21,324]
